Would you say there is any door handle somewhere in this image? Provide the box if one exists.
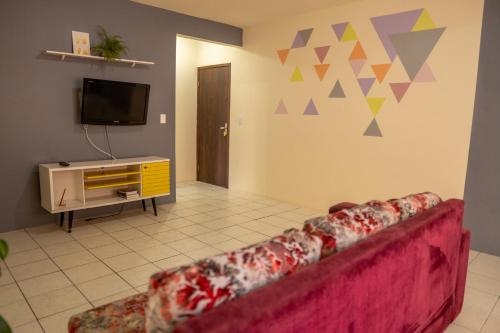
[219,122,228,137]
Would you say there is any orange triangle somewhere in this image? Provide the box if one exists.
[371,64,391,83]
[314,64,330,81]
[349,42,367,60]
[277,49,290,65]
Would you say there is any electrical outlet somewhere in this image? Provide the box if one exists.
[160,114,167,124]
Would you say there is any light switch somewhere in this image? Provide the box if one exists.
[160,114,167,124]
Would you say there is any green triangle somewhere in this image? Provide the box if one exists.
[367,97,386,117]
[290,66,304,82]
[341,23,358,42]
[412,10,436,31]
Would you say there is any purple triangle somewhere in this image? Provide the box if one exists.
[275,99,288,114]
[358,78,376,96]
[298,28,314,46]
[332,22,349,41]
[314,46,331,63]
[304,99,319,115]
[291,32,305,48]
[370,9,423,61]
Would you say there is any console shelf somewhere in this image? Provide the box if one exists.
[42,50,155,67]
[85,180,141,190]
[85,170,141,180]
[39,156,170,232]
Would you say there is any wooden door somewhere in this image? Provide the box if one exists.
[197,64,231,188]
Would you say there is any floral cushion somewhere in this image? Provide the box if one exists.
[388,192,442,220]
[303,193,441,258]
[304,200,399,258]
[145,229,322,332]
[68,292,148,333]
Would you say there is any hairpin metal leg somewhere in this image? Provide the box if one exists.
[151,198,157,216]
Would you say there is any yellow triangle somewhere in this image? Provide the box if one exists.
[367,98,385,117]
[341,23,357,42]
[290,66,304,82]
[412,10,436,31]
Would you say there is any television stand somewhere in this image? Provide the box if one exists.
[39,156,170,233]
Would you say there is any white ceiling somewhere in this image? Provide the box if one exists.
[132,0,356,27]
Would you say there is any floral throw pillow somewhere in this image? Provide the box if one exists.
[388,192,442,221]
[145,229,322,332]
[68,292,148,333]
[303,200,399,258]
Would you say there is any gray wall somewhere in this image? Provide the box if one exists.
[464,0,500,256]
[0,0,242,232]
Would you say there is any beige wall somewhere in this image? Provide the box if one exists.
[176,0,484,210]
[175,37,199,182]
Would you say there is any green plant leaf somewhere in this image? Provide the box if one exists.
[0,240,8,261]
[0,315,12,333]
[91,26,128,60]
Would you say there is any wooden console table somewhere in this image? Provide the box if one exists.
[39,156,170,232]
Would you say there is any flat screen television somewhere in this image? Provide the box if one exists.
[81,78,150,125]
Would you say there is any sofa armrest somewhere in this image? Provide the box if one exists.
[454,229,470,317]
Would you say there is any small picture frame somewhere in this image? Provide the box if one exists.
[72,31,90,56]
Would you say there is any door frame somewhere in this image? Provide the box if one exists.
[196,63,231,188]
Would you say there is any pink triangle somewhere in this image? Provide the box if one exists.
[314,46,331,63]
[274,99,288,114]
[350,59,366,76]
[304,99,319,115]
[414,63,436,82]
[390,82,411,103]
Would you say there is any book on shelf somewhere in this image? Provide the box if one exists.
[117,190,139,199]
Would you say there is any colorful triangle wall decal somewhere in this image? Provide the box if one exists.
[291,28,314,48]
[349,41,367,60]
[314,64,330,81]
[329,81,346,98]
[291,33,305,48]
[290,66,304,82]
[389,27,446,80]
[370,9,423,61]
[275,99,288,114]
[371,64,392,83]
[314,46,331,63]
[390,82,411,103]
[332,22,349,41]
[358,78,376,96]
[299,28,314,46]
[363,119,383,137]
[412,9,436,31]
[414,63,436,82]
[350,59,366,76]
[304,99,320,115]
[366,97,386,117]
[341,23,358,42]
[276,49,290,65]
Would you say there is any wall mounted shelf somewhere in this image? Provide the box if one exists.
[42,50,155,67]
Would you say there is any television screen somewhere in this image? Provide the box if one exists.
[81,78,150,125]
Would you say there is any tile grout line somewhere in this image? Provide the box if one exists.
[479,295,500,333]
[24,229,96,316]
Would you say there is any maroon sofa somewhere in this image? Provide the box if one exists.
[174,199,469,333]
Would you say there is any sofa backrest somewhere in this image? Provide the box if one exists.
[174,199,465,333]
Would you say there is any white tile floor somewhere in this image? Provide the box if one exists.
[0,181,498,333]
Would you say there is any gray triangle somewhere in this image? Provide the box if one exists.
[389,28,445,80]
[363,119,383,137]
[298,28,314,46]
[329,81,346,98]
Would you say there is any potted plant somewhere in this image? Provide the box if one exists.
[0,239,11,333]
[91,26,128,61]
